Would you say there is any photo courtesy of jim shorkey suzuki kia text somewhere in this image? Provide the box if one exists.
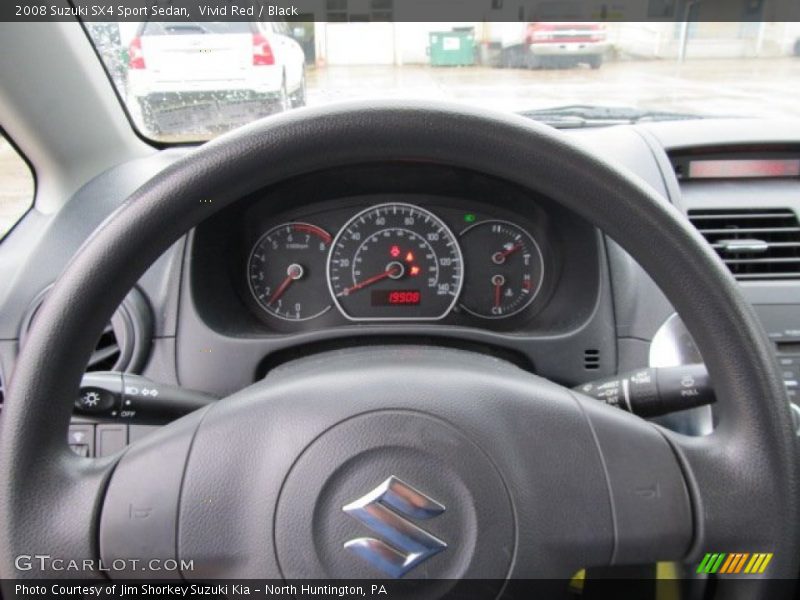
[36,3,300,18]
[15,584,389,597]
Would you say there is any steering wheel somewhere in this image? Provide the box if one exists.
[1,102,797,596]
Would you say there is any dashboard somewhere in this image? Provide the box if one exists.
[1,119,799,407]
[246,201,544,323]
[189,163,602,343]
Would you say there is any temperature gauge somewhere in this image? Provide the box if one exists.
[458,220,544,318]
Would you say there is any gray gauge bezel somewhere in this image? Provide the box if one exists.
[458,219,545,320]
[327,202,464,322]
[247,221,333,322]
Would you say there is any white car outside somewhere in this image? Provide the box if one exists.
[126,21,306,135]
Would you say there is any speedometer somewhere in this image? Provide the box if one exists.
[327,203,463,321]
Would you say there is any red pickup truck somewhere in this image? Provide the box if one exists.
[497,22,608,69]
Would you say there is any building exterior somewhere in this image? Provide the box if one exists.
[309,21,800,66]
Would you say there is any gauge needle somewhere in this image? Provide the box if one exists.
[492,242,523,264]
[499,242,523,258]
[267,275,294,306]
[268,263,304,305]
[341,264,402,296]
[491,274,505,309]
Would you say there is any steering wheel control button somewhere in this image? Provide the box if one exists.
[67,424,94,457]
[342,476,447,577]
[275,411,513,587]
[95,424,128,457]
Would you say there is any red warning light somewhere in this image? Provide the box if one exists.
[410,265,421,276]
[390,245,401,258]
[405,251,415,263]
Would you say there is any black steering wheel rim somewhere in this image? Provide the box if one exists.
[1,101,797,591]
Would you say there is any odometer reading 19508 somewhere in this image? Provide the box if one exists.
[327,203,463,321]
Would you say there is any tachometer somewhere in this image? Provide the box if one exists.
[327,203,463,321]
[248,222,332,321]
[458,220,544,318]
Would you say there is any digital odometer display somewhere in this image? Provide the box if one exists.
[327,203,463,320]
[371,290,422,306]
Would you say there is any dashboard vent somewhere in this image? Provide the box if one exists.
[21,287,153,375]
[688,208,800,280]
[584,349,600,370]
[89,322,124,372]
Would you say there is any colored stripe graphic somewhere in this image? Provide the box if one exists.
[719,553,749,574]
[699,553,773,574]
[719,553,736,573]
[758,553,773,573]
[744,553,773,574]
[697,553,726,574]
[733,553,749,573]
[696,553,713,574]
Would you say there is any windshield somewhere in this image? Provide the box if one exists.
[86,21,800,142]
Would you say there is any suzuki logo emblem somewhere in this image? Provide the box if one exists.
[342,476,446,577]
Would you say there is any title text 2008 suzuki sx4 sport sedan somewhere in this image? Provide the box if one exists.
[0,7,799,600]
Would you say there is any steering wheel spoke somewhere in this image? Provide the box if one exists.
[0,438,114,578]
[575,395,694,566]
[98,408,208,579]
[663,418,794,569]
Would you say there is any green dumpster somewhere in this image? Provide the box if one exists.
[429,30,475,67]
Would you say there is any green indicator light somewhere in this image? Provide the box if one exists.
[464,213,477,223]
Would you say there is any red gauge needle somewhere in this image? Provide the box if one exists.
[267,276,294,305]
[267,263,304,305]
[492,242,523,265]
[500,242,523,257]
[491,274,505,309]
[341,263,403,296]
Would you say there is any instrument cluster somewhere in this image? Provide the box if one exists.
[245,199,548,325]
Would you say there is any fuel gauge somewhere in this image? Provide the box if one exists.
[459,220,544,319]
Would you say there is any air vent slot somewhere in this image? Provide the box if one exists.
[584,349,600,370]
[0,370,4,407]
[88,322,122,372]
[688,208,800,280]
[21,286,153,375]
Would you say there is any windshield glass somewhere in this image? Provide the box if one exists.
[86,21,800,142]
